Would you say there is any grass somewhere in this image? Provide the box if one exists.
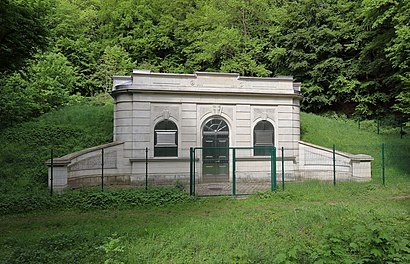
[0,108,409,262]
[300,112,408,147]
[0,182,409,263]
[301,112,410,183]
[0,101,113,193]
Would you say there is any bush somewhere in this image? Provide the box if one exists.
[280,221,410,263]
[0,187,192,215]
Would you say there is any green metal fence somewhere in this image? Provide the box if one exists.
[188,143,410,196]
[189,146,277,196]
[1,143,408,196]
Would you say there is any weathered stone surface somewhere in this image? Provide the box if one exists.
[68,151,117,172]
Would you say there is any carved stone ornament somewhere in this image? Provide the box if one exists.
[212,105,223,115]
[262,112,268,121]
[163,110,170,120]
[253,108,276,122]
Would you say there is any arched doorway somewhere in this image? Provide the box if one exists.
[202,118,229,182]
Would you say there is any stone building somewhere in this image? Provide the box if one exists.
[47,70,372,192]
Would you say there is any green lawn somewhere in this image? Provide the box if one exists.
[1,182,409,263]
[301,112,410,183]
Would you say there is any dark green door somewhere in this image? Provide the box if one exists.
[202,119,229,182]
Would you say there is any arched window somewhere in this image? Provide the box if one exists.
[254,121,274,156]
[154,120,178,157]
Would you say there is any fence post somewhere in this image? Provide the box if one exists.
[101,148,104,192]
[232,148,236,196]
[50,148,53,196]
[333,144,336,186]
[281,147,285,191]
[145,147,148,191]
[190,147,193,196]
[271,147,276,192]
[193,149,196,195]
[382,143,385,186]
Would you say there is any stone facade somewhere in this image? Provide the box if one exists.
[112,70,301,184]
[47,70,373,192]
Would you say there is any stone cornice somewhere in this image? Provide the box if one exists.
[112,70,301,98]
[111,86,302,99]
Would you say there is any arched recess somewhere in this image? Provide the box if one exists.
[253,120,275,156]
[202,118,229,182]
[154,119,178,157]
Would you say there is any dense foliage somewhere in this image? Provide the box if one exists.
[0,187,192,215]
[1,0,409,126]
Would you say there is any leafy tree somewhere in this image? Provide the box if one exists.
[27,52,77,114]
[0,72,32,127]
[48,0,102,95]
[181,0,281,76]
[1,0,409,124]
[0,0,51,72]
[385,0,410,123]
[276,0,362,113]
[0,52,77,127]
[351,0,397,117]
[93,45,134,93]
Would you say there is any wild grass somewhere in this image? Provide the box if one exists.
[300,112,408,147]
[0,182,408,263]
[301,112,410,183]
[0,102,113,193]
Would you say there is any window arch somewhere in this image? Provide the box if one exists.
[154,120,178,157]
[253,120,274,156]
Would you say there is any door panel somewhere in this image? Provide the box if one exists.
[202,119,229,182]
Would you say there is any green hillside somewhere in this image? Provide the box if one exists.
[301,112,410,183]
[0,105,408,194]
[301,112,407,147]
[0,101,113,193]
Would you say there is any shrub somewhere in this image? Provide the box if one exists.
[0,187,192,215]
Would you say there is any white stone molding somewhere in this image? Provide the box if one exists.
[253,107,277,122]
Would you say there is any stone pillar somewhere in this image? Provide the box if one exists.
[351,154,373,180]
[47,161,69,192]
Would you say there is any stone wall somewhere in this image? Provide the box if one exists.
[46,142,131,191]
[298,141,373,181]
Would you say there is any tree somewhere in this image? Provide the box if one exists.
[0,0,51,72]
[0,52,77,127]
[93,45,134,93]
[275,0,362,114]
[180,0,285,76]
[385,0,410,123]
